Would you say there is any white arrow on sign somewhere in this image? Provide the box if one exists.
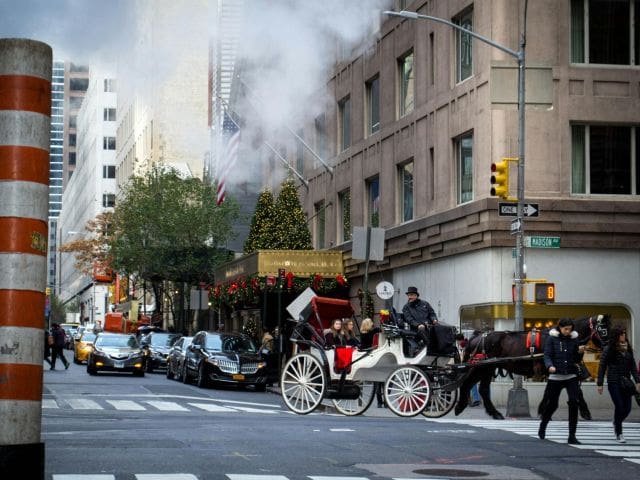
[524,204,538,217]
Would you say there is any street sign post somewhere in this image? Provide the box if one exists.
[525,236,560,248]
[510,218,522,235]
[498,202,539,217]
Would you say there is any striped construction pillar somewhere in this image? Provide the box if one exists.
[0,38,51,479]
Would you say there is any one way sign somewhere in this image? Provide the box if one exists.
[498,202,539,217]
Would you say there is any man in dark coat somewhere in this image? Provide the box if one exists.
[50,323,70,370]
[401,286,438,349]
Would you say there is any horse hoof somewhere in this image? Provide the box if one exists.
[492,412,505,420]
[454,406,464,416]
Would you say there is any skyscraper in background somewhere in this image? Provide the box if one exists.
[47,61,88,295]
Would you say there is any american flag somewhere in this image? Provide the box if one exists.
[216,112,240,205]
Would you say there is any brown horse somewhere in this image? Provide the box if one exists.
[456,315,610,419]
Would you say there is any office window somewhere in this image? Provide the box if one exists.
[314,114,327,162]
[571,0,640,65]
[339,96,351,151]
[296,129,304,174]
[367,176,380,227]
[456,132,474,204]
[454,7,473,82]
[69,115,77,129]
[69,78,88,91]
[399,51,414,117]
[315,201,326,249]
[429,32,435,86]
[338,189,351,243]
[103,108,116,121]
[68,152,76,165]
[572,125,638,194]
[103,165,116,178]
[69,96,83,110]
[103,136,116,150]
[366,76,380,135]
[102,194,115,208]
[104,79,116,92]
[399,162,414,222]
[69,134,76,147]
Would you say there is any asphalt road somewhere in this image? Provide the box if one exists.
[41,360,640,480]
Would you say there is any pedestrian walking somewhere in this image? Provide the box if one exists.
[596,325,640,443]
[49,323,70,370]
[43,328,52,367]
[538,318,586,444]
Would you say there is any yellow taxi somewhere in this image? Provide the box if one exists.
[73,331,97,364]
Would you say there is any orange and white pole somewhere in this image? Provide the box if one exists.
[0,38,52,478]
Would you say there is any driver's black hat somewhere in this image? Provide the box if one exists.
[405,286,419,296]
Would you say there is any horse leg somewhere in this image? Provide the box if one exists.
[478,372,504,420]
[454,373,473,416]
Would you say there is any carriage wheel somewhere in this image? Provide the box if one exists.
[384,366,431,417]
[332,381,376,416]
[421,373,459,418]
[280,353,326,415]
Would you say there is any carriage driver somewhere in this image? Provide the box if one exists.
[401,286,438,342]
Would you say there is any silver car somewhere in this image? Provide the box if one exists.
[86,333,145,377]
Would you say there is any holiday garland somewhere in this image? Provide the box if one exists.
[210,273,348,309]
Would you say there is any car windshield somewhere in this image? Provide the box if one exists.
[96,335,139,348]
[178,337,193,349]
[149,333,181,347]
[205,335,257,353]
[81,333,96,343]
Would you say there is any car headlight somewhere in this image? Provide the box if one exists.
[205,357,219,366]
[258,361,267,369]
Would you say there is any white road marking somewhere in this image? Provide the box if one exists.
[106,400,146,411]
[42,399,59,409]
[227,476,289,480]
[145,401,190,411]
[66,398,103,410]
[52,476,114,480]
[329,428,355,432]
[136,475,199,479]
[231,406,279,414]
[188,403,237,412]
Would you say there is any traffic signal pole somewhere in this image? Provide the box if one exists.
[384,3,530,416]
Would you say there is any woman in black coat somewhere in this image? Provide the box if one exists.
[597,325,640,443]
[538,318,586,444]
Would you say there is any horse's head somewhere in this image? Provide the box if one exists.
[574,314,610,349]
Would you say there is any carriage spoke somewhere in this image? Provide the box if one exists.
[384,366,430,417]
[280,353,326,415]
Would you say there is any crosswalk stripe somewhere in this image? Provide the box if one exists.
[66,399,103,410]
[231,406,279,414]
[146,401,190,411]
[107,400,146,411]
[188,403,237,412]
[52,475,114,479]
[309,477,370,480]
[227,475,288,480]
[42,399,59,409]
[136,475,198,479]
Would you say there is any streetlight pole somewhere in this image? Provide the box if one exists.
[384,7,529,416]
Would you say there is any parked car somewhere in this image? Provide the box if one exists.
[166,336,193,381]
[183,331,269,391]
[86,333,145,376]
[73,331,97,364]
[140,332,182,372]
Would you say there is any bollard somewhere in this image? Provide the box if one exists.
[0,38,52,479]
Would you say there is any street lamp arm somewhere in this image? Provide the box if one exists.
[383,10,519,59]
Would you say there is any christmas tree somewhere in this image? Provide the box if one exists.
[244,189,277,253]
[273,178,312,250]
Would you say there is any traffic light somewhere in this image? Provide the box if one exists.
[490,159,510,199]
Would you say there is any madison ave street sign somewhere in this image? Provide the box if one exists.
[498,202,539,217]
[525,236,561,248]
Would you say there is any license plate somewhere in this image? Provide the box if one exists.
[232,374,245,380]
[114,361,125,368]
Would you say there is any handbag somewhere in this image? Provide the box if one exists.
[576,362,591,381]
[620,376,636,396]
[47,335,54,346]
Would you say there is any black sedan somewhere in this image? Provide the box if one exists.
[166,336,193,381]
[140,332,182,372]
[183,331,269,391]
[86,333,145,376]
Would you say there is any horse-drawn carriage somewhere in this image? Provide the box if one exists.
[279,296,464,417]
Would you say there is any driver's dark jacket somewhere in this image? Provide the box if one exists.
[402,299,437,329]
[544,329,582,375]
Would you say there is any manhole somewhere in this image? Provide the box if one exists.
[413,469,489,478]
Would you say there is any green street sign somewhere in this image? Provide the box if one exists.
[525,236,560,248]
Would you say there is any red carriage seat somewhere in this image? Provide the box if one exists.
[334,346,355,374]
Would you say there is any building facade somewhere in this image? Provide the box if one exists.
[291,0,640,346]
[57,70,117,325]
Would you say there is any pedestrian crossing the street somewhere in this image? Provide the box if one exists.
[425,417,640,465]
[42,397,283,415]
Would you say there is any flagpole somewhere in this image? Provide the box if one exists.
[217,96,309,187]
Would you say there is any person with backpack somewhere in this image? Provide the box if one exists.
[49,323,70,370]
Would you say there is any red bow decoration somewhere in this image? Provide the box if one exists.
[286,271,294,289]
